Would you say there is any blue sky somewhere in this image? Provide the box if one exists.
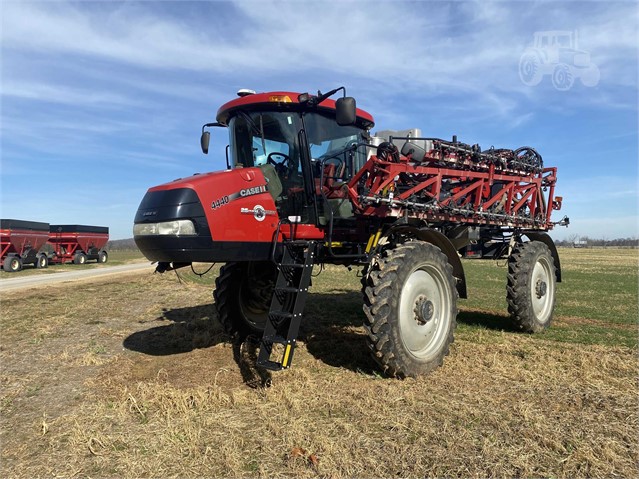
[1,0,637,240]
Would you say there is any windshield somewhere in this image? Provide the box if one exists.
[229,110,367,174]
[229,111,301,169]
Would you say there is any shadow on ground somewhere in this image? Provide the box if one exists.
[457,310,518,332]
[123,304,224,355]
[303,291,378,375]
[123,304,272,387]
[123,291,517,383]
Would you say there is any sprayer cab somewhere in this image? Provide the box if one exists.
[133,88,375,265]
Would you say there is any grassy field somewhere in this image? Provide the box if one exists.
[0,248,636,477]
[0,250,145,278]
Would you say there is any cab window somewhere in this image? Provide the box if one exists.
[228,112,300,170]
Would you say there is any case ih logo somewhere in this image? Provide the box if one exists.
[239,185,267,197]
[240,205,276,222]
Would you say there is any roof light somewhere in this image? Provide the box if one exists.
[268,95,292,103]
[237,89,256,97]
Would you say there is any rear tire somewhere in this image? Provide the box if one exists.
[36,254,48,269]
[214,261,277,339]
[73,252,87,265]
[363,241,458,378]
[98,251,108,263]
[3,256,23,272]
[507,241,556,332]
[518,50,543,86]
[580,64,600,87]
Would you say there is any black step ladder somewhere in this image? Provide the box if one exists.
[257,241,317,371]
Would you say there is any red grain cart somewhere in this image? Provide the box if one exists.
[48,225,109,265]
[1,219,51,272]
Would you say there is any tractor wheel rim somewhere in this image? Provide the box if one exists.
[238,297,267,328]
[399,267,451,360]
[531,256,553,322]
[238,279,272,330]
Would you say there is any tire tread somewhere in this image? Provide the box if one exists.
[363,241,458,378]
[506,241,556,333]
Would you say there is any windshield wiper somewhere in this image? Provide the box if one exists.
[237,110,266,153]
[237,110,262,137]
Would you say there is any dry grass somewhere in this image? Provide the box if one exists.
[1,249,637,478]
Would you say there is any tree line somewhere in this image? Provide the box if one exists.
[554,235,639,248]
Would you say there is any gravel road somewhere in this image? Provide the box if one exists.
[0,262,155,293]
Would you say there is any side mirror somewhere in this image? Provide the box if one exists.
[336,97,356,126]
[200,131,210,154]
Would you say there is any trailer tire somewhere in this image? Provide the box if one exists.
[98,251,108,263]
[363,241,458,378]
[214,261,277,339]
[507,241,556,332]
[3,256,23,272]
[73,252,87,265]
[36,254,48,269]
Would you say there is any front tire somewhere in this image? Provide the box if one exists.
[214,261,277,339]
[507,241,557,332]
[552,63,574,91]
[98,251,108,263]
[363,241,458,378]
[580,64,600,87]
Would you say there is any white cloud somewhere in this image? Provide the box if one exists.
[2,2,213,71]
[2,81,139,107]
[2,1,636,117]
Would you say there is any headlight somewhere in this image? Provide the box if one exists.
[133,220,196,236]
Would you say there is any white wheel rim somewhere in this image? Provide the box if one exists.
[399,266,451,361]
[531,256,554,323]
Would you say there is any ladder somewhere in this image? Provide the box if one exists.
[257,241,317,371]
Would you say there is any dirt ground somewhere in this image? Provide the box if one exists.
[0,254,637,478]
